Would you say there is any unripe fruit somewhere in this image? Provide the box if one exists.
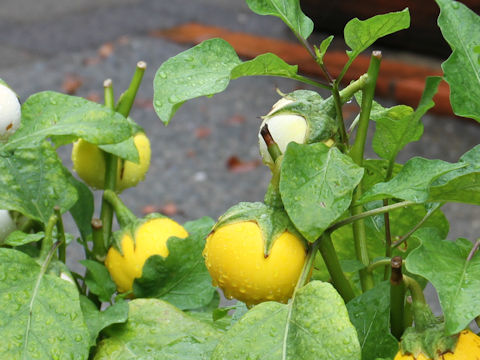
[0,83,21,141]
[105,217,188,293]
[203,221,307,306]
[258,98,307,166]
[394,330,480,359]
[71,132,151,192]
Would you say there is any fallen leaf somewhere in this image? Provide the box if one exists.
[141,204,158,215]
[98,42,115,59]
[61,74,84,95]
[195,126,211,139]
[226,114,246,125]
[226,156,261,173]
[160,202,179,216]
[134,98,154,109]
[86,91,101,103]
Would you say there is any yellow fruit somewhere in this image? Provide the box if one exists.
[105,217,188,293]
[394,330,480,359]
[203,221,307,306]
[72,132,151,192]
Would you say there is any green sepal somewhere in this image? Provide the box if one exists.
[400,322,459,359]
[264,155,284,208]
[265,90,338,145]
[213,202,304,256]
[109,213,167,256]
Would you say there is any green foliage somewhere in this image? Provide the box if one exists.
[80,260,117,303]
[347,282,398,360]
[3,91,135,150]
[280,143,364,241]
[246,0,314,40]
[0,248,89,360]
[406,228,480,335]
[436,0,480,121]
[343,8,410,74]
[133,217,217,310]
[94,299,222,359]
[212,281,361,360]
[3,230,44,246]
[0,142,77,223]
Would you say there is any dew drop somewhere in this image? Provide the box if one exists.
[452,2,460,9]
[158,71,167,79]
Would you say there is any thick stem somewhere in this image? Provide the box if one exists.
[103,190,137,228]
[260,124,282,163]
[38,214,58,261]
[390,256,406,340]
[116,61,147,117]
[53,206,66,263]
[403,275,436,332]
[348,52,382,292]
[99,79,117,251]
[332,82,347,146]
[318,232,355,303]
[339,74,368,104]
[294,240,319,292]
[91,218,106,261]
[383,199,392,280]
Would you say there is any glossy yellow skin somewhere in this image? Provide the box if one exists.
[72,132,151,192]
[105,217,188,293]
[203,221,307,306]
[394,330,480,359]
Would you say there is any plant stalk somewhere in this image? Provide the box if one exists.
[348,51,382,292]
[53,206,66,263]
[318,232,355,303]
[39,214,58,262]
[103,189,137,228]
[390,256,406,340]
[91,218,106,261]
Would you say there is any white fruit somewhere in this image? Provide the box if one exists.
[258,98,308,166]
[0,83,21,141]
[0,210,16,243]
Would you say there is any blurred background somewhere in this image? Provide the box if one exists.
[1,0,480,311]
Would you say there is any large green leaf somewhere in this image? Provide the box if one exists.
[80,297,129,347]
[406,228,480,335]
[359,157,464,204]
[3,91,134,151]
[344,9,410,60]
[133,217,216,310]
[280,143,364,242]
[67,172,94,239]
[436,0,480,121]
[153,38,241,124]
[347,282,398,360]
[94,299,222,360]
[80,260,117,303]
[428,145,480,204]
[372,77,441,162]
[246,0,314,40]
[212,281,361,359]
[0,142,77,223]
[0,248,89,360]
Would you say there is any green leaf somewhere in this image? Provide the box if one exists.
[0,142,77,223]
[406,228,480,335]
[0,248,89,360]
[280,143,364,241]
[347,282,398,360]
[133,217,216,310]
[3,230,44,246]
[315,35,334,64]
[80,297,129,347]
[436,0,480,121]
[344,9,410,60]
[212,281,361,359]
[153,38,241,124]
[97,118,143,163]
[359,157,465,204]
[80,260,117,303]
[3,91,134,151]
[428,145,480,204]
[371,77,441,162]
[94,299,222,360]
[246,0,314,40]
[67,172,94,239]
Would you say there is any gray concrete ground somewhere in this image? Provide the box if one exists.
[2,0,480,315]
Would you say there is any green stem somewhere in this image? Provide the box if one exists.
[99,79,117,252]
[347,52,382,292]
[403,275,436,332]
[91,218,106,261]
[367,258,397,273]
[295,240,319,291]
[339,74,368,104]
[332,82,347,146]
[116,61,147,117]
[39,214,58,262]
[260,124,282,163]
[328,200,415,233]
[318,232,355,303]
[53,206,66,263]
[392,202,444,249]
[390,256,406,340]
[103,189,137,228]
[383,159,396,279]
